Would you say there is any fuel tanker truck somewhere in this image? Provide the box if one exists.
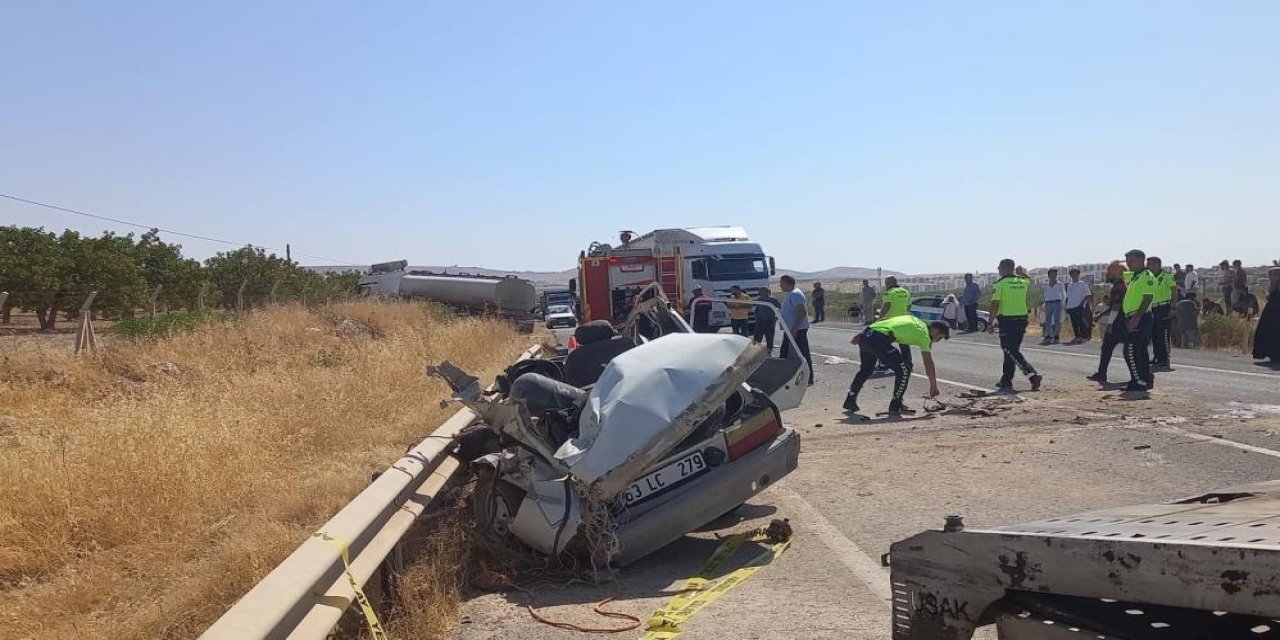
[358,260,537,331]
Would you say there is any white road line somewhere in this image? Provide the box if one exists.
[1158,426,1280,459]
[772,486,892,602]
[810,351,988,392]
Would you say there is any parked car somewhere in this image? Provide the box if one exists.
[910,295,988,331]
[544,304,578,329]
[432,287,807,566]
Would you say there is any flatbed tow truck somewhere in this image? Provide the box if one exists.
[888,480,1280,639]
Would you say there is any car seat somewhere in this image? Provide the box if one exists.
[564,321,637,388]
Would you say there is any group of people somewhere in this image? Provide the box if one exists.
[686,276,815,386]
[682,255,1279,418]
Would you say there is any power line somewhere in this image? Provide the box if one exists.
[0,192,364,265]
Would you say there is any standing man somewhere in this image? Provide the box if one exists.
[688,285,713,333]
[843,315,949,416]
[1184,264,1200,300]
[727,285,751,337]
[1122,249,1158,392]
[860,279,878,326]
[988,258,1043,392]
[880,276,913,365]
[753,286,779,352]
[1149,257,1174,368]
[811,282,826,324]
[1232,259,1249,314]
[1219,260,1235,315]
[778,275,814,385]
[1065,268,1093,344]
[1041,268,1066,345]
[960,273,982,332]
[1173,264,1186,301]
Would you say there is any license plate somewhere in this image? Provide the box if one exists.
[620,451,707,507]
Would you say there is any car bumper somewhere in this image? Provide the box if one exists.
[546,320,577,328]
[611,425,801,566]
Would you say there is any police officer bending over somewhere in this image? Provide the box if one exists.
[844,315,950,416]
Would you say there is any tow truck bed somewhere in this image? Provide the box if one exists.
[888,480,1280,639]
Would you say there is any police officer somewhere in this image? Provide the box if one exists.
[879,276,913,367]
[844,315,949,416]
[1148,256,1174,368]
[1122,249,1158,391]
[988,258,1043,391]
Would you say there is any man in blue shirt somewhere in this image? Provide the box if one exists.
[778,275,814,385]
[960,273,982,332]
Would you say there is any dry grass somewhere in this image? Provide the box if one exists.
[0,300,526,640]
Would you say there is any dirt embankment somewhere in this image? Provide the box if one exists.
[0,301,527,640]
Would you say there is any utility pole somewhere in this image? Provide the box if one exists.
[286,244,291,262]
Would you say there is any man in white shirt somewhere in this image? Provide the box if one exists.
[1041,268,1067,345]
[1064,268,1094,345]
[1184,264,1200,300]
[778,275,814,385]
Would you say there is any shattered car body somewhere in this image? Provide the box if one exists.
[434,296,803,565]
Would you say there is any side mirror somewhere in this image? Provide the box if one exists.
[768,257,776,276]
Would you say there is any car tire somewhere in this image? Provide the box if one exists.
[472,468,525,539]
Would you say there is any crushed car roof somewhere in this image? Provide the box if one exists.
[555,333,767,497]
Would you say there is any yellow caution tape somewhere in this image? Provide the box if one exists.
[312,531,390,640]
[639,523,792,640]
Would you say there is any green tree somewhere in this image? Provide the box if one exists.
[0,226,70,327]
[58,230,147,324]
[134,230,207,309]
[204,246,296,309]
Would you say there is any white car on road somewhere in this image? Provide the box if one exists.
[910,296,989,331]
[544,304,578,329]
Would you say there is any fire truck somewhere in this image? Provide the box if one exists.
[574,227,776,328]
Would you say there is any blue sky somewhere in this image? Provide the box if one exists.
[3,1,1277,274]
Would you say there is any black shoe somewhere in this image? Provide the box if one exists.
[1029,374,1043,391]
[842,394,860,413]
[1086,372,1107,383]
[995,381,1014,392]
[1145,376,1155,389]
[888,401,916,415]
[1124,381,1149,393]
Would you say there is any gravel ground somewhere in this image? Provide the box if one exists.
[453,324,1280,640]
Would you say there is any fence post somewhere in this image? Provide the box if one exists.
[75,291,98,355]
[149,285,163,318]
[198,282,209,310]
[237,279,248,313]
[270,279,280,306]
[0,291,8,325]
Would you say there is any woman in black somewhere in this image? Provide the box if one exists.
[1253,267,1280,363]
[1087,261,1129,383]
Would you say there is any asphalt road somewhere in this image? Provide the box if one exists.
[457,323,1280,639]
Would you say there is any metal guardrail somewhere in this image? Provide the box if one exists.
[201,345,542,639]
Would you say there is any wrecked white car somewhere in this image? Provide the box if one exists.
[432,291,805,565]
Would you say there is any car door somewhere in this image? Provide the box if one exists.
[746,300,807,411]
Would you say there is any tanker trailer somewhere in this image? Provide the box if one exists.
[358,261,537,331]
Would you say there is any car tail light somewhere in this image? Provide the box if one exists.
[724,406,781,461]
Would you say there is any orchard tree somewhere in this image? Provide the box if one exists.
[58,230,147,324]
[0,226,69,326]
[204,246,296,309]
[134,230,207,309]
